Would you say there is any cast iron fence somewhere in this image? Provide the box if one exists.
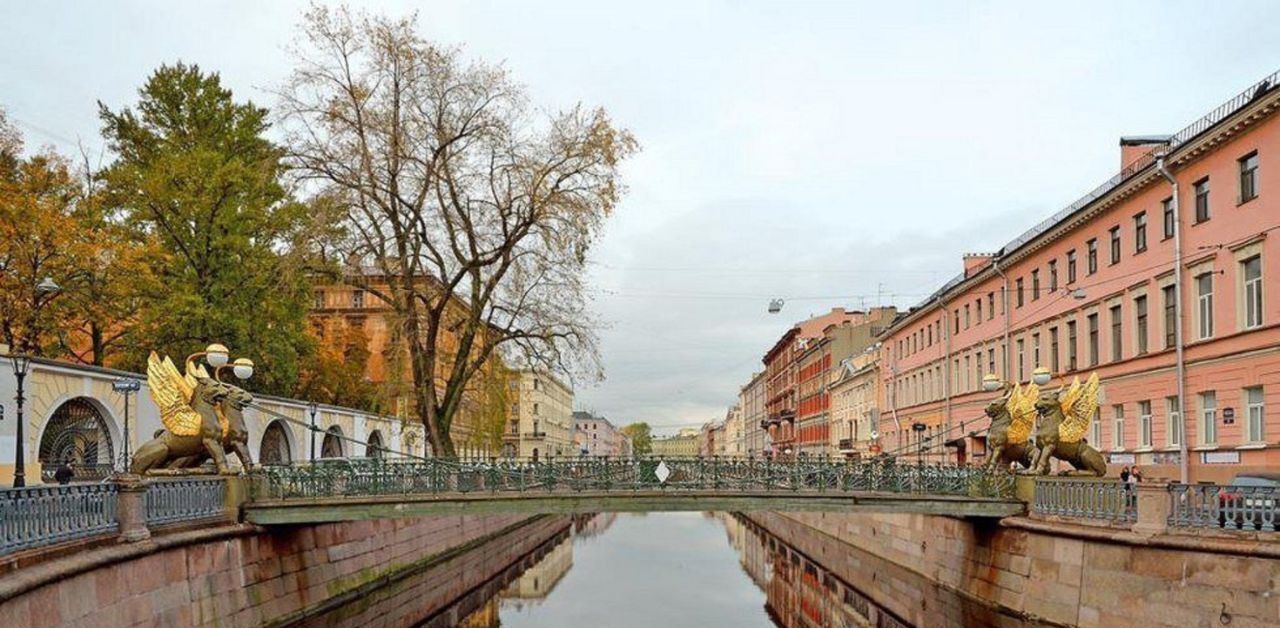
[1168,482,1280,532]
[0,483,119,556]
[250,457,1016,501]
[1031,478,1135,523]
[144,478,228,526]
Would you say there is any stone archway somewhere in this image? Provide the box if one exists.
[321,426,344,458]
[38,397,116,481]
[259,420,293,465]
[366,430,384,458]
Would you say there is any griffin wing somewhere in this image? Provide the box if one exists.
[1006,383,1038,445]
[147,352,204,437]
[1058,373,1100,443]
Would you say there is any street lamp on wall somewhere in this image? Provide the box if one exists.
[1032,367,1052,386]
[308,401,319,462]
[9,355,31,488]
[111,377,142,472]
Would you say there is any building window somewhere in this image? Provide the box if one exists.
[1196,272,1214,340]
[1134,295,1149,355]
[1067,320,1078,371]
[1243,256,1263,329]
[314,290,325,309]
[1016,339,1025,382]
[1048,260,1058,293]
[1240,151,1259,203]
[1112,404,1125,450]
[1031,270,1041,301]
[1087,239,1098,274]
[1194,177,1210,223]
[1048,326,1059,372]
[976,298,983,324]
[1110,304,1122,362]
[1246,386,1265,444]
[1032,333,1041,368]
[351,290,365,308]
[1162,197,1175,239]
[1016,278,1025,308]
[1163,285,1177,349]
[1091,411,1102,447]
[987,292,995,320]
[953,310,960,334]
[1066,250,1077,284]
[965,304,971,328]
[1109,226,1121,265]
[988,348,996,375]
[1167,396,1182,447]
[1138,400,1152,448]
[1198,391,1217,446]
[1134,212,1147,253]
[1087,313,1099,367]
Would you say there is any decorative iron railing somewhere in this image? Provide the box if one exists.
[144,478,229,526]
[1032,478,1135,523]
[0,483,119,556]
[250,457,1017,501]
[1168,483,1280,532]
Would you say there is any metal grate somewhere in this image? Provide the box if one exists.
[1168,482,1279,532]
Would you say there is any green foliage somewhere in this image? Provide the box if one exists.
[621,422,653,456]
[98,63,319,395]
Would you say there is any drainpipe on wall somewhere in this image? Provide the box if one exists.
[992,257,1013,382]
[1156,155,1189,485]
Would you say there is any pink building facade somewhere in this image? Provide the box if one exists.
[880,71,1280,483]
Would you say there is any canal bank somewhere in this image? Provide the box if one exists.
[752,511,1280,627]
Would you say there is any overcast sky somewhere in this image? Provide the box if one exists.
[3,1,1279,435]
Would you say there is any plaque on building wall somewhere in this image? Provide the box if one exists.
[1222,407,1235,425]
[1201,450,1241,464]
[1108,452,1136,464]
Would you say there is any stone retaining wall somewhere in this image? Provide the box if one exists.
[0,513,539,627]
[768,511,1280,627]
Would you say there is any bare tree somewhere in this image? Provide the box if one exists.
[277,6,636,457]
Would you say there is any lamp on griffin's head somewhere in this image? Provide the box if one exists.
[981,373,1003,392]
[1031,367,1052,386]
[205,344,230,368]
[232,358,254,380]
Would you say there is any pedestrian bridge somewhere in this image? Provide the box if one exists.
[242,457,1025,524]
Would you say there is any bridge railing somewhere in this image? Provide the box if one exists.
[1167,482,1280,532]
[249,457,1017,501]
[145,478,230,527]
[0,483,119,556]
[1031,478,1135,524]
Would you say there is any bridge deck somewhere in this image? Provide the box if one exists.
[243,490,1026,524]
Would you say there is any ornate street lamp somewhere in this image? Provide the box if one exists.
[111,377,142,472]
[9,355,30,487]
[1031,367,1053,386]
[308,401,319,462]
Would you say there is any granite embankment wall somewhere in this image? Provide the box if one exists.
[0,513,548,627]
[758,511,1280,627]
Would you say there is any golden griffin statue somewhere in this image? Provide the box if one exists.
[984,372,1107,476]
[129,345,256,475]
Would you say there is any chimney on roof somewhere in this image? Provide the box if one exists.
[962,253,995,278]
[1119,135,1173,172]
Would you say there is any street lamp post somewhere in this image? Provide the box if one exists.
[9,355,30,488]
[111,377,142,472]
[308,402,318,462]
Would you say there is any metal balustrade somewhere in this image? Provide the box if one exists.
[144,478,228,526]
[0,484,119,556]
[1032,478,1135,523]
[1168,483,1280,532]
[250,457,1017,501]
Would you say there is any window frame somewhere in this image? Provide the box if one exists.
[1134,212,1148,253]
[1162,197,1175,240]
[1243,255,1263,330]
[1087,239,1098,274]
[1196,272,1214,340]
[1239,151,1259,204]
[1246,386,1265,444]
[1194,176,1211,223]
[1112,404,1125,450]
[1109,226,1122,265]
[1138,400,1152,449]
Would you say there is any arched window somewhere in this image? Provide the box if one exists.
[259,420,292,465]
[366,430,384,458]
[39,398,115,481]
[321,426,344,458]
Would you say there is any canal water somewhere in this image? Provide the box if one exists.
[306,512,1047,627]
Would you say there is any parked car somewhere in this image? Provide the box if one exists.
[1217,473,1280,530]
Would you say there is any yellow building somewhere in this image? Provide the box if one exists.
[503,369,574,460]
[650,428,701,457]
